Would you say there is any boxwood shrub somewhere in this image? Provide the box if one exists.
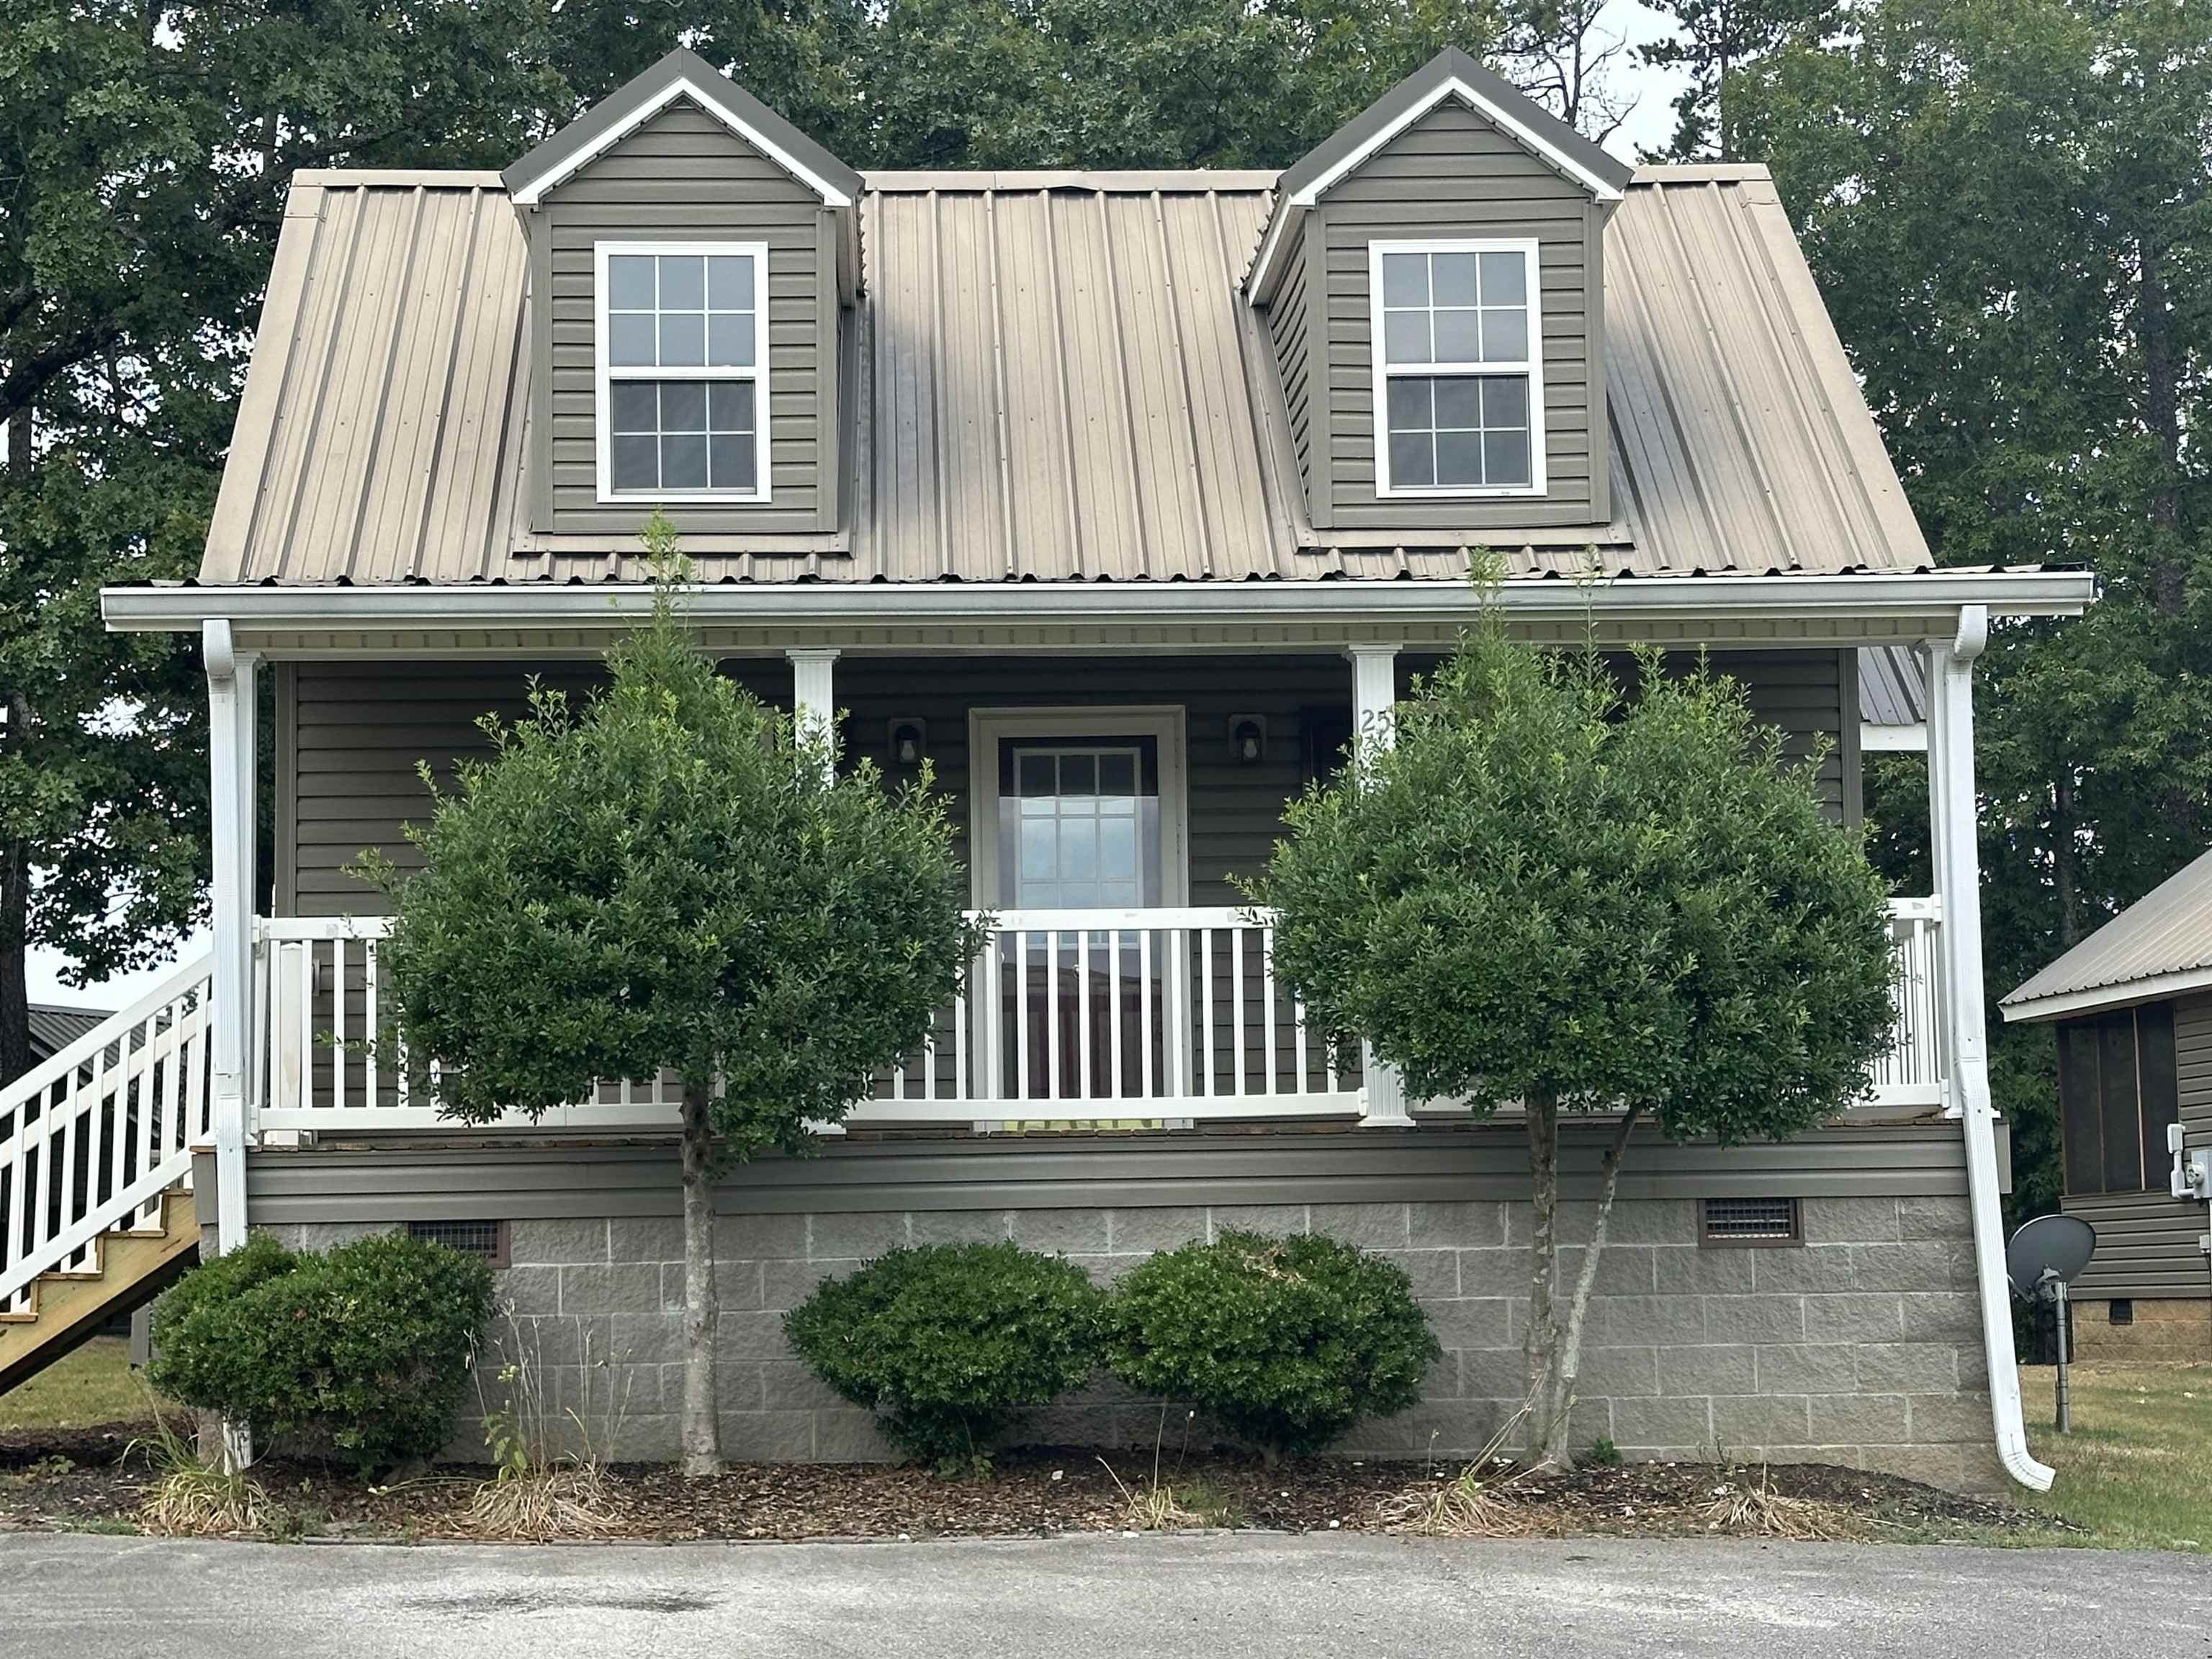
[1105,1231,1440,1459]
[785,1241,1105,1470]
[149,1229,493,1475]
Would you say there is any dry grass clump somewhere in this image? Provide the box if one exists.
[1375,1406,1531,1537]
[130,1413,267,1537]
[452,1305,629,1540]
[1700,1467,1849,1541]
[462,1461,620,1541]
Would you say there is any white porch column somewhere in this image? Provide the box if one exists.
[203,621,258,1255]
[788,647,839,780]
[1346,644,1411,1126]
[1925,608,2053,1492]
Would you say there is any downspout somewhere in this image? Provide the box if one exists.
[1930,606,2054,1492]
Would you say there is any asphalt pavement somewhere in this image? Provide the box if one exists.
[0,1530,2203,1658]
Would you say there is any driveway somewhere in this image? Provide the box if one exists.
[0,1532,2200,1658]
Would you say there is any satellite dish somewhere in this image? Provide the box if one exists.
[2006,1213,2097,1301]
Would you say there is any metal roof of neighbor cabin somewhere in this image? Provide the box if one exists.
[1858,644,1927,727]
[198,162,1935,588]
[2002,845,2212,1020]
[27,1004,110,1062]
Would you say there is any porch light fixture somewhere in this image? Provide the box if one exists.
[1229,714,1267,767]
[889,718,927,768]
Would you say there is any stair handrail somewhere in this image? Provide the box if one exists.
[0,951,215,1126]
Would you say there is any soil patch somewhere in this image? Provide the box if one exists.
[0,1422,2067,1546]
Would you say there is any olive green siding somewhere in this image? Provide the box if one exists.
[2060,991,2212,1300]
[531,97,835,536]
[1316,101,1606,530]
[274,649,1854,916]
[1263,220,1313,488]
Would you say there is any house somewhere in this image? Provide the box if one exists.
[2002,848,2212,1361]
[49,47,2095,1488]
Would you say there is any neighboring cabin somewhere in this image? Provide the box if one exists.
[2003,848,2212,1361]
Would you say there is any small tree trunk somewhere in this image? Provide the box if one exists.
[0,830,31,1086]
[1524,1094,1642,1471]
[678,1079,722,1478]
[1522,1090,1563,1462]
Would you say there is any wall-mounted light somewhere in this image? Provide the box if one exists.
[1229,714,1267,767]
[889,718,927,768]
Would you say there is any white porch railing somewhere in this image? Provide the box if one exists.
[249,897,1946,1132]
[0,956,213,1310]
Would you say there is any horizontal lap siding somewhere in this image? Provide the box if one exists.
[1263,223,1313,485]
[1321,103,1601,529]
[539,100,827,536]
[230,1119,1979,1222]
[279,649,1846,913]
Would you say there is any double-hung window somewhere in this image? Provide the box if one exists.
[1370,238,1544,497]
[595,242,769,503]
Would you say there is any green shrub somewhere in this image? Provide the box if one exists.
[149,1230,493,1475]
[1105,1231,1440,1460]
[784,1241,1105,1470]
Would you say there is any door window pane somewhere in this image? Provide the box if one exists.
[1002,745,1154,909]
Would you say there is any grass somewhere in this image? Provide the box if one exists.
[0,1339,169,1432]
[2015,1362,2212,1553]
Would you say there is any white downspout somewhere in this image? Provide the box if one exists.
[1927,607,2054,1491]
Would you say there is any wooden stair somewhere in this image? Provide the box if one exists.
[0,1187,197,1395]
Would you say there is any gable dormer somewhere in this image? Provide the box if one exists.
[503,50,861,538]
[1246,50,1632,532]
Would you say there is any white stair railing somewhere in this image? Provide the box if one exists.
[0,954,213,1310]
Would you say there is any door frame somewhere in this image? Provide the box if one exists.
[966,706,1190,912]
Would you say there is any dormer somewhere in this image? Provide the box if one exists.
[1246,50,1632,532]
[503,50,861,537]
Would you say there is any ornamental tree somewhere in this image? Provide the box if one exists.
[1250,624,1895,1470]
[361,533,981,1475]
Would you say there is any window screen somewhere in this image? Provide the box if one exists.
[1373,243,1538,494]
[601,246,764,498]
[2057,1000,2180,1195]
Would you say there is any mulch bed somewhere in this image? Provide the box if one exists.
[0,1422,2063,1545]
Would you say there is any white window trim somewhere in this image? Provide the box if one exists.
[967,707,1190,911]
[593,240,772,506]
[1368,237,1547,500]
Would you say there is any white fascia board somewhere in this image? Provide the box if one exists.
[2000,966,2212,1025]
[104,571,2098,634]
[1293,80,1626,209]
[508,75,853,209]
[1861,721,1929,752]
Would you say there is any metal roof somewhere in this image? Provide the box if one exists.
[2002,845,2212,1021]
[27,1004,111,1063]
[1858,645,1927,727]
[199,163,1936,588]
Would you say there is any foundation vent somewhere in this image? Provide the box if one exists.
[1698,1197,1800,1246]
[408,1219,511,1267]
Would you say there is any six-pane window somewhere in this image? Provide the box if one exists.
[1373,243,1540,494]
[599,246,765,498]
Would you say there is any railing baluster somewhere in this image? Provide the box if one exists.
[1292,991,1310,1097]
[1200,927,1216,1099]
[364,935,379,1110]
[333,935,348,1111]
[1262,926,1279,1097]
[1045,928,1061,1104]
[1139,927,1155,1100]
[1108,929,1125,1101]
[1076,930,1092,1103]
[1231,927,1247,1098]
[295,939,313,1115]
[1015,930,1030,1102]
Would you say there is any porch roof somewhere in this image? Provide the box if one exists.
[192,162,1941,591]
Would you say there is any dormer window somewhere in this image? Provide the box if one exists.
[1370,238,1545,498]
[595,242,770,503]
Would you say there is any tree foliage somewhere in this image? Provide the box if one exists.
[1251,626,1894,1465]
[1732,0,2212,1218]
[362,540,982,1470]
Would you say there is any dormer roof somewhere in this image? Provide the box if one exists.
[502,47,862,210]
[1246,48,1634,302]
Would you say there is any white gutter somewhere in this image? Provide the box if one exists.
[102,570,2098,634]
[2000,964,2212,1025]
[1931,606,2055,1493]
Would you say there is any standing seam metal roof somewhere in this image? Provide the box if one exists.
[199,163,1936,588]
[2002,845,2212,1017]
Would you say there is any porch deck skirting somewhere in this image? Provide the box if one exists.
[202,1121,2008,1493]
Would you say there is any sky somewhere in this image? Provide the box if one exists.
[22,0,1695,1017]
